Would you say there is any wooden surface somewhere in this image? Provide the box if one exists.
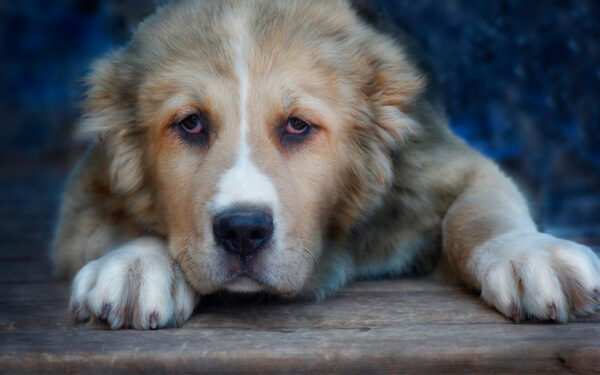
[1,165,600,374]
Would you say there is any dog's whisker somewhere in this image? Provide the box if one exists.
[287,246,319,274]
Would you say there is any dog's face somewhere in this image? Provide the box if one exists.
[84,0,423,296]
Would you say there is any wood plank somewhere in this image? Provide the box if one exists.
[1,278,600,373]
[2,324,599,373]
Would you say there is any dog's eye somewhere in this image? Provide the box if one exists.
[280,117,313,148]
[174,113,209,147]
[179,114,204,134]
[285,118,309,135]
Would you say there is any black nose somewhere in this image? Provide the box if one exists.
[213,207,274,257]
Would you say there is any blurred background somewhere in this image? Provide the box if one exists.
[0,0,598,250]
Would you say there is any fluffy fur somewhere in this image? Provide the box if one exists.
[53,0,600,329]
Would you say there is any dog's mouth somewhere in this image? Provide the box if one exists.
[223,273,265,293]
[220,252,272,293]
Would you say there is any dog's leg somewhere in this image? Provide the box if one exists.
[52,145,134,278]
[53,146,198,329]
[441,158,600,322]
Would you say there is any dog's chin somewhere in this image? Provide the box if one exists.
[219,273,299,298]
[223,275,264,293]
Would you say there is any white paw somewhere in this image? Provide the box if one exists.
[469,232,600,322]
[69,237,198,329]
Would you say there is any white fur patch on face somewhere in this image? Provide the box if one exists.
[209,18,280,216]
[210,156,280,213]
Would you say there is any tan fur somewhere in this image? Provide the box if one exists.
[54,0,600,329]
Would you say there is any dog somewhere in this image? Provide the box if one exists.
[53,0,600,329]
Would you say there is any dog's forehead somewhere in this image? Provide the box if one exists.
[130,0,357,76]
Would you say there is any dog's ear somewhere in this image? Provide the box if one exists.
[348,0,378,25]
[330,34,425,235]
[364,35,425,147]
[80,52,146,199]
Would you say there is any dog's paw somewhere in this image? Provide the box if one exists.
[470,232,600,322]
[69,237,198,329]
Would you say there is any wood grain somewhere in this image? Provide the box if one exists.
[2,277,600,374]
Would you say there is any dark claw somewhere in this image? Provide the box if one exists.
[100,303,112,320]
[70,300,89,322]
[547,302,558,320]
[175,310,184,328]
[70,301,81,318]
[70,301,80,315]
[510,302,520,324]
[149,312,159,329]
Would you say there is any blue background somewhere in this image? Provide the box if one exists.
[1,0,598,239]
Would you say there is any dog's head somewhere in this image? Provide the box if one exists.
[82,0,423,296]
